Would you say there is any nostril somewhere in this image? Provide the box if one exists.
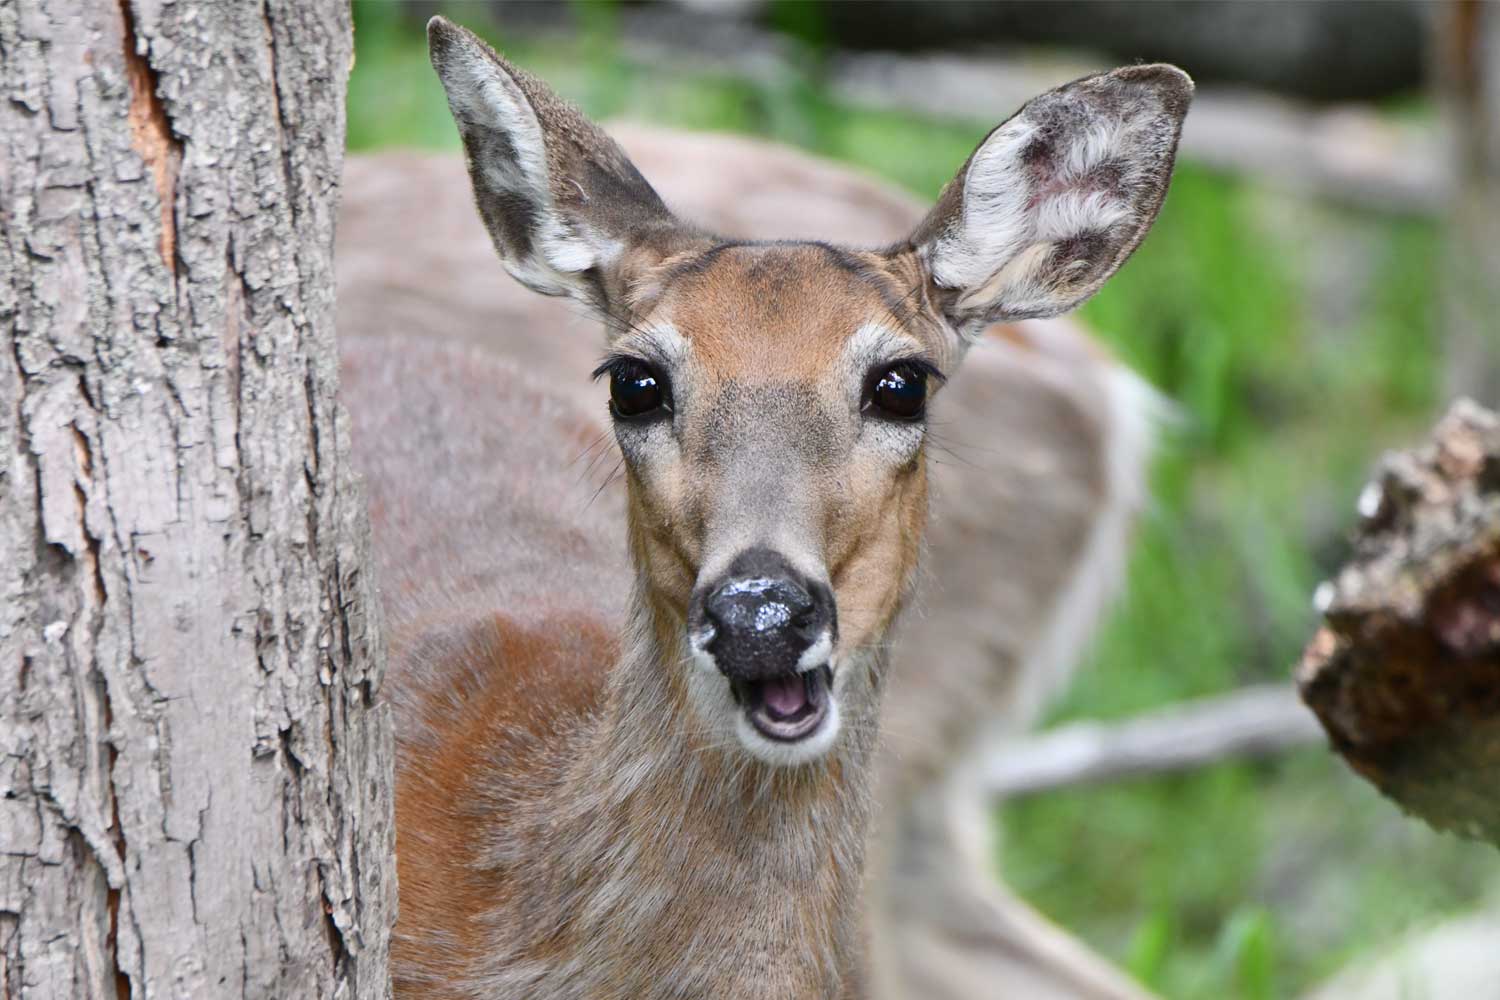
[790,600,826,636]
[799,584,837,641]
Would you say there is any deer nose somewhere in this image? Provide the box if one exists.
[697,548,835,682]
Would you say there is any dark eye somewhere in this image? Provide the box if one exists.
[603,359,670,420]
[865,362,930,421]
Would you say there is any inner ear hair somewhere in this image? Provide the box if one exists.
[427,17,702,310]
[909,63,1193,336]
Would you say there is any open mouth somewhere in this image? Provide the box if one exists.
[729,665,833,742]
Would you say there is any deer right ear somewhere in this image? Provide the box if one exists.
[909,65,1193,338]
[427,17,696,310]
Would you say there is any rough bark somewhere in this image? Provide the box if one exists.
[1297,400,1500,846]
[0,2,393,998]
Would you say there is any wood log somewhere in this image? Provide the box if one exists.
[1297,399,1500,845]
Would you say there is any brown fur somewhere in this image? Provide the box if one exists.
[391,614,616,995]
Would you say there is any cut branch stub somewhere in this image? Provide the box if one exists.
[1298,398,1500,845]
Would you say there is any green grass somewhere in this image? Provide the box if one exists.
[347,4,1499,996]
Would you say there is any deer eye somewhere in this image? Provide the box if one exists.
[599,358,670,420]
[864,362,932,422]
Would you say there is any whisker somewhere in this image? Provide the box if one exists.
[569,429,612,468]
[577,437,621,488]
[584,458,626,511]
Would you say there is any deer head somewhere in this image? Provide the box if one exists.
[427,17,1191,768]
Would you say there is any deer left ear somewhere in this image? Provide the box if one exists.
[908,65,1193,337]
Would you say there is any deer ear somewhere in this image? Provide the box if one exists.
[427,17,695,308]
[909,65,1192,336]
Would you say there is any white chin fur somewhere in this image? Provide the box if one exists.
[688,640,719,676]
[796,631,834,671]
[735,697,841,767]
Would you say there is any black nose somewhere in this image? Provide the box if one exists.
[698,548,836,682]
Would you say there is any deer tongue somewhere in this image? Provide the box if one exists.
[761,674,810,719]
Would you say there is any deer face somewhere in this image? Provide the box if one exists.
[602,243,947,764]
[428,18,1191,766]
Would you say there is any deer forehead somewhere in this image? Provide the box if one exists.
[642,243,940,382]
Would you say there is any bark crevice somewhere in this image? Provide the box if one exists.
[118,0,180,272]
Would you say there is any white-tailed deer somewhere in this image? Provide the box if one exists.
[341,17,1189,999]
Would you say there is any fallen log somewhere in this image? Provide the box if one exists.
[1297,399,1500,845]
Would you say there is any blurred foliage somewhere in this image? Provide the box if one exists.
[347,3,1498,997]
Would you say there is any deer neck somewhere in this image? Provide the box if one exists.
[550,590,881,997]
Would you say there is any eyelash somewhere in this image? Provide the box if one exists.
[590,354,649,383]
[872,357,945,386]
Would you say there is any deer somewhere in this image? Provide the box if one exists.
[341,15,1191,999]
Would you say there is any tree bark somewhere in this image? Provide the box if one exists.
[1438,0,1500,403]
[1297,400,1500,846]
[0,2,393,997]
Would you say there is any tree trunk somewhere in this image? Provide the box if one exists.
[0,2,394,997]
[1438,0,1500,403]
[1297,400,1500,846]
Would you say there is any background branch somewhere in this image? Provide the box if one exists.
[983,685,1323,799]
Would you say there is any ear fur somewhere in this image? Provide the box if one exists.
[427,17,695,308]
[909,64,1193,336]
